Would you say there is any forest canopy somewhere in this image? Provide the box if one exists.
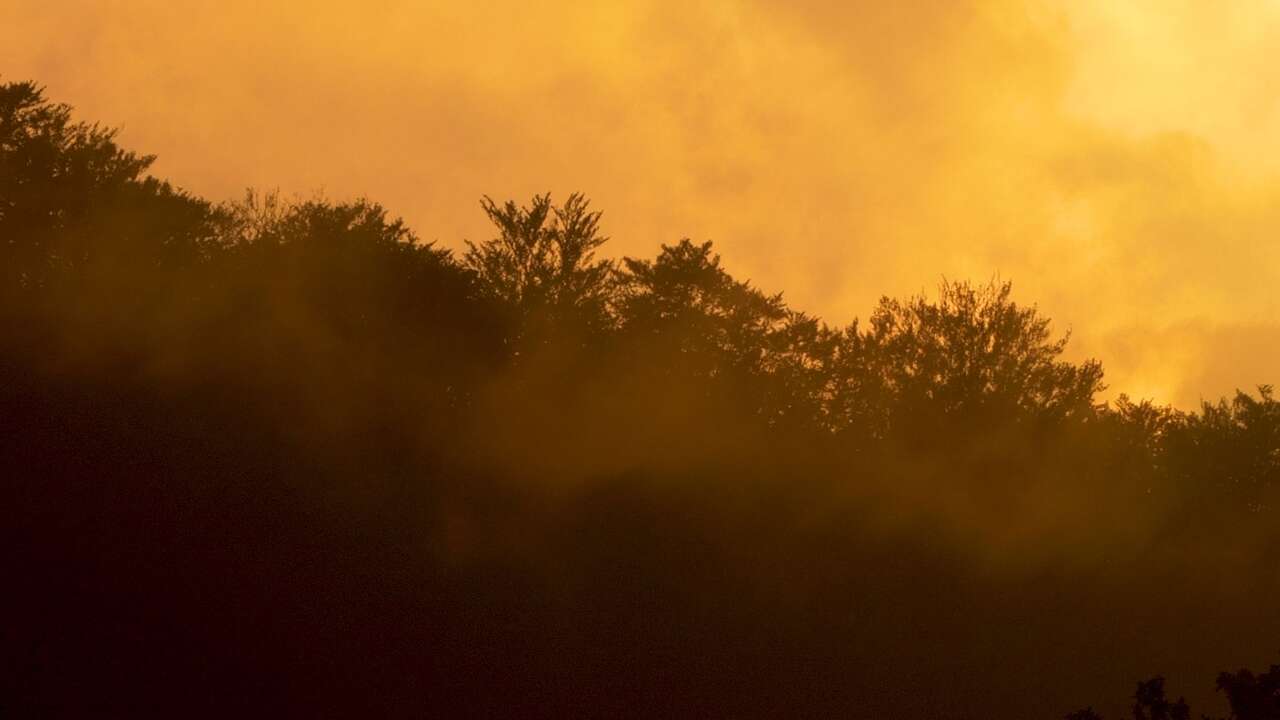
[3,80,1278,719]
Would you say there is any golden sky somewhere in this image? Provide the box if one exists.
[6,0,1280,406]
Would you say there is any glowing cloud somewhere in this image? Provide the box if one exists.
[6,0,1279,406]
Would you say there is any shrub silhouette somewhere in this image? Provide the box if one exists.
[1068,660,1280,719]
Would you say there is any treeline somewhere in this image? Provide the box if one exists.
[3,80,1278,718]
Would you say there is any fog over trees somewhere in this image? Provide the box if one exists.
[3,80,1278,718]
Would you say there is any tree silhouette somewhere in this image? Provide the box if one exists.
[1133,677,1191,720]
[0,81,211,296]
[1215,663,1280,720]
[463,192,616,343]
[847,279,1104,425]
[1068,659,1280,720]
[1166,387,1280,515]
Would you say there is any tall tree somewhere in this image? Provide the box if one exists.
[463,193,616,344]
[832,279,1105,435]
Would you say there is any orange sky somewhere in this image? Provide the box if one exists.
[5,0,1280,406]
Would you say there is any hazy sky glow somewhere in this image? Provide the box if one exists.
[6,0,1280,406]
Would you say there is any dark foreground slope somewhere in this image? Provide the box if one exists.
[3,81,1279,718]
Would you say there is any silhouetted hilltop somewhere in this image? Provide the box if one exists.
[3,80,1278,719]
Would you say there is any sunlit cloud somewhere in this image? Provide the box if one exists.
[5,0,1278,406]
